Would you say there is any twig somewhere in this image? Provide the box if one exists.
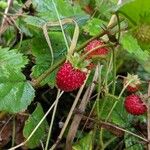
[66,66,99,150]
[44,90,63,150]
[147,81,150,150]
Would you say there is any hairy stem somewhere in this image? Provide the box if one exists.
[31,20,120,88]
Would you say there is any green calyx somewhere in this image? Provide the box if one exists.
[67,52,90,72]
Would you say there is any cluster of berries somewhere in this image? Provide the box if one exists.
[56,39,109,92]
[55,38,147,116]
[124,74,147,115]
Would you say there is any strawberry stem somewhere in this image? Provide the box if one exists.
[81,43,112,61]
[31,20,122,88]
[112,47,116,95]
[77,43,115,68]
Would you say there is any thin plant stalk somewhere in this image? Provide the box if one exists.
[52,0,69,50]
[82,115,148,142]
[96,64,103,119]
[94,64,104,149]
[103,137,117,149]
[112,48,116,95]
[45,90,63,150]
[66,66,99,149]
[42,24,54,67]
[105,79,135,122]
[80,44,113,63]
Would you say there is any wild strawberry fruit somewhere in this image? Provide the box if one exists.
[124,94,147,115]
[56,61,87,92]
[84,39,109,59]
[124,73,141,92]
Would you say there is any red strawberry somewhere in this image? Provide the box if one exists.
[126,85,140,93]
[56,62,87,92]
[124,94,147,115]
[124,74,141,92]
[84,39,109,59]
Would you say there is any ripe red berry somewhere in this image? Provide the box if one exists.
[56,62,87,92]
[84,39,109,59]
[126,85,140,93]
[124,94,147,115]
[124,74,141,92]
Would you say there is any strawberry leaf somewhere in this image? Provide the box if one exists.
[83,18,106,36]
[0,47,28,71]
[98,96,128,127]
[120,33,150,73]
[0,66,35,113]
[31,32,66,87]
[116,0,150,25]
[0,47,34,113]
[32,0,86,21]
[23,103,48,149]
[125,132,144,150]
[73,131,93,150]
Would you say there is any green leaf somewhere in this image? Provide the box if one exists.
[24,16,47,28]
[120,33,149,62]
[17,19,33,37]
[96,0,115,21]
[0,47,34,113]
[98,96,128,127]
[125,133,144,150]
[31,32,66,87]
[32,0,86,21]
[0,47,28,70]
[23,103,48,149]
[0,66,35,113]
[120,33,150,73]
[83,18,106,36]
[116,0,150,25]
[73,131,93,150]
